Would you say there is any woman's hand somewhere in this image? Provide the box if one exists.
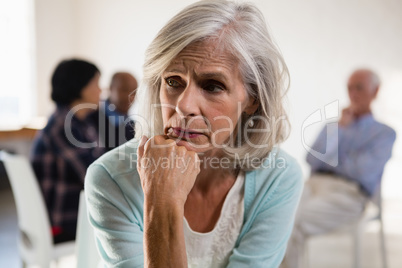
[137,135,201,207]
[137,135,199,267]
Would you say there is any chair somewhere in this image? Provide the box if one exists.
[305,186,388,268]
[0,151,75,268]
[353,186,387,268]
[76,190,101,268]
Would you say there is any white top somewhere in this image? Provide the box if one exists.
[184,171,245,268]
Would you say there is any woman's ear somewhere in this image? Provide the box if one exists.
[244,98,259,115]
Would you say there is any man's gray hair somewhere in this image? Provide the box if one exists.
[352,68,381,92]
[368,70,381,91]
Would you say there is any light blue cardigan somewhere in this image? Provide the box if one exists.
[85,140,303,267]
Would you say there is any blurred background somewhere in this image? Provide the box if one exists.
[0,0,401,267]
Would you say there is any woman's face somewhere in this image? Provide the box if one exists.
[159,39,258,155]
[80,73,101,105]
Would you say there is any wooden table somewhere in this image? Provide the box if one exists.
[0,128,39,140]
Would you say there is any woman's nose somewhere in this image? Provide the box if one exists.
[175,84,201,117]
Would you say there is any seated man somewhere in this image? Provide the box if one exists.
[91,72,137,151]
[282,69,396,268]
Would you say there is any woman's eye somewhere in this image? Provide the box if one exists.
[204,84,224,93]
[166,78,180,87]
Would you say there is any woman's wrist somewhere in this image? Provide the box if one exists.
[143,197,187,268]
[144,196,185,218]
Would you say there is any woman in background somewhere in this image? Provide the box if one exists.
[31,59,106,243]
[86,1,303,267]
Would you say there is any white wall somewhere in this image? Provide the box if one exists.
[34,0,402,198]
[35,0,78,116]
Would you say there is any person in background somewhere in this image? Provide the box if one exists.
[85,1,303,267]
[282,69,396,268]
[90,72,137,151]
[31,59,107,243]
[109,72,137,116]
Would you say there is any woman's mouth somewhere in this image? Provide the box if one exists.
[169,127,205,139]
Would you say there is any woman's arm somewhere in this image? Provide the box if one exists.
[143,198,187,267]
[137,135,200,268]
[85,163,145,267]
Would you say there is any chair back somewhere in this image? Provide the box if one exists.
[0,151,53,266]
[371,184,382,210]
[361,184,383,223]
[76,190,101,268]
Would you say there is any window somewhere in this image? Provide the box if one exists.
[0,0,35,129]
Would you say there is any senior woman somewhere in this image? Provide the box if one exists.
[85,0,302,267]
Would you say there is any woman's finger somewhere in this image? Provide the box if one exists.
[137,135,149,159]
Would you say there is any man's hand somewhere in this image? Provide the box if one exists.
[339,107,355,127]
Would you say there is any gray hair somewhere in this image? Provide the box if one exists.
[133,0,290,170]
[370,71,381,90]
[351,68,381,93]
[367,69,381,92]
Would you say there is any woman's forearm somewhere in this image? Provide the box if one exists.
[144,199,187,268]
[137,135,199,267]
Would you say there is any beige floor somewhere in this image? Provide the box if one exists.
[1,187,401,268]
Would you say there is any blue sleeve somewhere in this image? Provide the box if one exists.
[227,160,304,267]
[331,128,396,194]
[306,124,341,171]
[85,163,144,268]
